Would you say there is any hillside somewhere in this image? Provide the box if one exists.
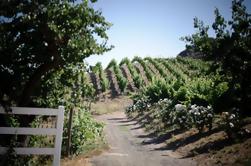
[87,56,251,165]
[88,56,210,99]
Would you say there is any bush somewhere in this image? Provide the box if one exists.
[133,74,143,88]
[64,109,104,155]
[221,108,244,140]
[171,104,191,129]
[118,77,127,93]
[188,104,214,132]
[100,75,110,92]
[106,59,117,69]
[125,98,150,115]
[144,78,172,103]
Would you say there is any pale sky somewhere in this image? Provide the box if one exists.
[86,0,251,67]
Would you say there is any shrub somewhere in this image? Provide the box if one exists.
[222,108,249,141]
[118,77,127,93]
[119,57,130,66]
[133,74,143,88]
[100,75,109,92]
[65,109,104,155]
[125,98,151,115]
[188,104,214,132]
[144,78,172,103]
[171,104,191,129]
[106,59,117,69]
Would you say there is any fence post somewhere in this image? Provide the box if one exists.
[66,108,74,156]
[53,106,64,166]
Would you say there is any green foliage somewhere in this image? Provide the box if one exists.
[34,63,94,109]
[188,105,214,132]
[121,58,144,88]
[63,109,104,155]
[106,59,117,69]
[220,108,249,140]
[171,104,191,129]
[133,75,143,89]
[119,57,130,66]
[181,0,251,114]
[107,59,128,93]
[174,86,191,104]
[132,56,153,81]
[145,57,166,77]
[118,77,128,93]
[143,78,172,103]
[0,2,110,161]
[100,75,110,92]
[93,62,110,92]
[0,0,112,106]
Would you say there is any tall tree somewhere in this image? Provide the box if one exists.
[0,0,112,107]
[181,0,251,114]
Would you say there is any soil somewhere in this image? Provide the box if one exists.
[90,111,196,166]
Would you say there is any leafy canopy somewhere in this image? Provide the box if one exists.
[181,0,251,113]
[0,0,112,106]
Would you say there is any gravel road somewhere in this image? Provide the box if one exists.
[90,111,196,166]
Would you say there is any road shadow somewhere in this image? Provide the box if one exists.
[153,127,222,151]
[140,128,185,145]
[131,123,146,130]
[107,118,125,121]
[184,138,232,158]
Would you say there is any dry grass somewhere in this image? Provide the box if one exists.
[61,157,91,166]
[61,142,109,166]
[90,96,133,115]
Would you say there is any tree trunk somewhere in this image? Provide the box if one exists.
[66,108,74,156]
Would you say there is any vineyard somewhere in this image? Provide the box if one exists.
[89,56,214,98]
[88,56,251,165]
[1,0,250,165]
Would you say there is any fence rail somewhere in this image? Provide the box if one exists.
[0,106,64,166]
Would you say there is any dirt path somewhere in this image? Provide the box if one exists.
[90,111,196,166]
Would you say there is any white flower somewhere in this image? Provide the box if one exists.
[245,129,250,133]
[191,104,197,109]
[207,114,213,118]
[229,122,234,128]
[229,114,235,120]
[175,104,186,111]
[196,112,200,115]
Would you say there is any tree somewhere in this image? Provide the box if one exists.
[0,0,112,107]
[181,0,251,114]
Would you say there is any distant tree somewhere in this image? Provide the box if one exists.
[181,0,251,114]
[0,0,113,107]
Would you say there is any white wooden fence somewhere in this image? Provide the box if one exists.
[0,106,64,166]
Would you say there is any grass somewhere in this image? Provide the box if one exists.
[91,96,133,115]
[61,139,108,166]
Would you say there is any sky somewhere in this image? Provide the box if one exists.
[86,0,251,67]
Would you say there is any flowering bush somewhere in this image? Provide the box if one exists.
[157,99,173,126]
[221,108,242,139]
[125,98,151,114]
[188,104,214,132]
[171,104,191,129]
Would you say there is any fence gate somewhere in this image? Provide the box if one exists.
[0,106,64,166]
